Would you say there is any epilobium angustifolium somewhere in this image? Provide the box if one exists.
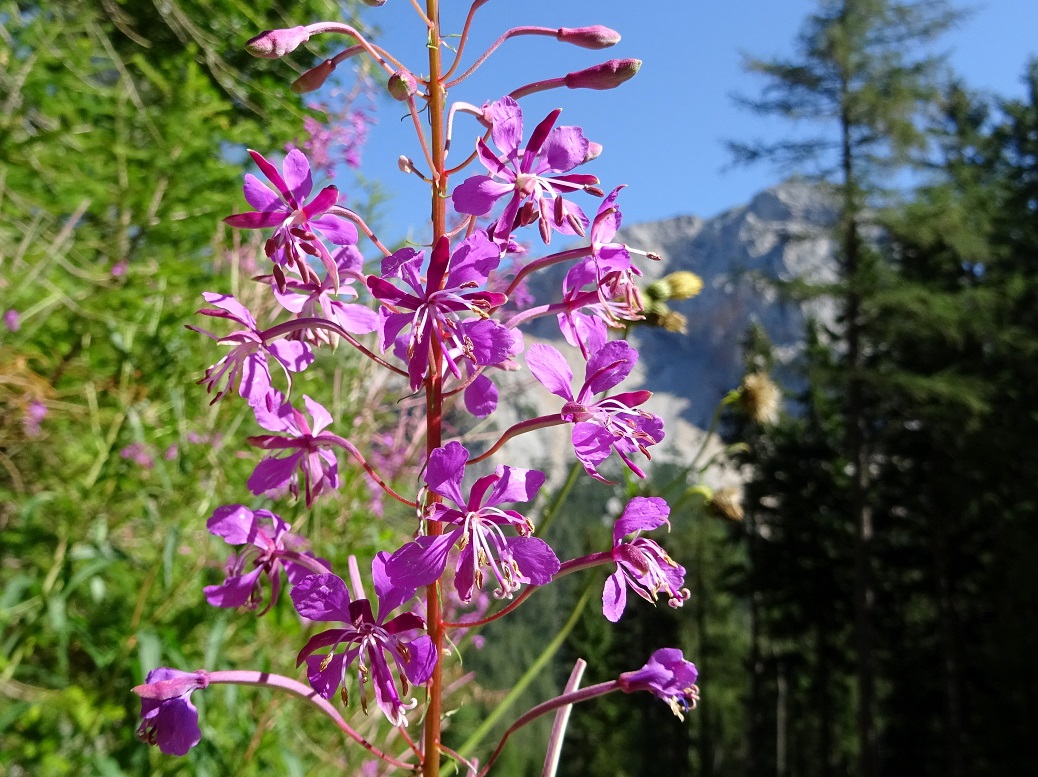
[133,4,698,773]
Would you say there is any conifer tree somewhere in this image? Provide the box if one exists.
[730,3,963,775]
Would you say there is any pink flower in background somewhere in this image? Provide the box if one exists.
[120,442,154,469]
[4,309,20,331]
[288,95,374,180]
[22,400,46,437]
[271,245,378,338]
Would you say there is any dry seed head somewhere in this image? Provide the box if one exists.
[740,372,780,425]
[707,487,744,522]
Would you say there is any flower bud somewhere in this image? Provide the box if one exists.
[245,26,310,59]
[555,25,622,50]
[291,60,335,94]
[583,141,604,163]
[388,69,419,101]
[564,58,641,90]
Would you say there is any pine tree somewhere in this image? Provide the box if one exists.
[729,3,964,775]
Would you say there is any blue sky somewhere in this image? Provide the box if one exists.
[333,0,1038,243]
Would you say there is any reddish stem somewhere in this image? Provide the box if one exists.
[324,435,418,508]
[477,681,622,776]
[424,4,447,776]
[441,551,613,628]
[205,670,416,770]
[260,317,408,377]
[465,414,567,465]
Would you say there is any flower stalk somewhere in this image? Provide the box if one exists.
[136,1,700,773]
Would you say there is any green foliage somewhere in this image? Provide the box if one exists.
[0,1,404,774]
[727,43,1038,777]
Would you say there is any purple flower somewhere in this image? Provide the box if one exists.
[204,505,320,614]
[385,441,560,602]
[288,98,373,178]
[603,497,689,622]
[133,668,209,756]
[224,149,358,271]
[451,96,598,244]
[4,309,19,331]
[247,393,340,507]
[120,442,155,469]
[564,186,643,315]
[189,293,314,406]
[366,232,513,391]
[291,556,436,726]
[618,648,699,720]
[526,340,664,481]
[555,287,612,360]
[22,400,46,438]
[271,245,378,339]
[556,188,645,357]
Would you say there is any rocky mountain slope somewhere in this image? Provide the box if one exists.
[487,179,838,482]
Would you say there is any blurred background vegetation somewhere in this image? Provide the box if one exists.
[0,1,403,774]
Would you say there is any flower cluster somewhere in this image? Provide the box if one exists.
[134,4,699,774]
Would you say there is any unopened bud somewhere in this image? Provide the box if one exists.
[291,60,335,93]
[245,26,310,59]
[583,141,604,163]
[556,25,622,50]
[388,69,419,101]
[398,155,415,174]
[739,372,781,425]
[564,58,641,91]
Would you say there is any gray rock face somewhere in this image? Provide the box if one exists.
[483,179,837,483]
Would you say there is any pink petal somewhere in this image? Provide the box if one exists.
[484,96,523,154]
[526,343,574,400]
[242,174,284,212]
[451,176,511,216]
[602,569,627,623]
[583,340,636,397]
[613,496,670,543]
[425,442,469,508]
[282,148,314,203]
[542,125,589,173]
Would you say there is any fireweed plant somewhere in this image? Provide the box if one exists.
[132,2,699,774]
